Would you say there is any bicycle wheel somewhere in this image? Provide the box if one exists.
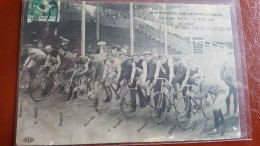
[94,86,112,114]
[120,87,140,118]
[176,96,193,130]
[174,95,189,114]
[52,80,73,108]
[150,92,167,124]
[202,93,215,120]
[30,76,52,102]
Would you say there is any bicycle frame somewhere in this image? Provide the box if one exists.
[102,78,138,102]
[185,91,213,120]
[67,69,77,90]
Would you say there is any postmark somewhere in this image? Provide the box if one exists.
[27,0,60,23]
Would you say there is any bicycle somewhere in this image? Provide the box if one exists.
[121,78,144,118]
[176,89,216,130]
[149,78,182,124]
[29,65,61,102]
[94,78,141,118]
[51,68,78,108]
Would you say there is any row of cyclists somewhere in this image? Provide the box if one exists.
[21,40,228,134]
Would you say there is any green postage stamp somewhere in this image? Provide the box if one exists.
[27,0,59,22]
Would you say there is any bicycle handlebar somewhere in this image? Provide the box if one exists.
[65,68,77,73]
[151,78,169,86]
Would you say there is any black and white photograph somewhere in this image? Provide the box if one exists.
[16,0,243,145]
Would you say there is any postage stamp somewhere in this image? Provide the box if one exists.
[27,0,60,22]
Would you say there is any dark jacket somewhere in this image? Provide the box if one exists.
[119,59,132,82]
[172,63,188,85]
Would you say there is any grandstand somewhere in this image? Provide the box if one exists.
[21,1,233,55]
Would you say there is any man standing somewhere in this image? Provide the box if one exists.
[220,54,238,116]
[188,73,227,134]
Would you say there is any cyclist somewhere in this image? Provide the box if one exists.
[118,52,139,111]
[118,52,132,83]
[35,45,61,97]
[130,54,147,84]
[43,45,60,69]
[154,55,174,86]
[85,50,105,97]
[22,51,47,85]
[181,60,204,111]
[130,54,147,107]
[143,51,157,104]
[56,44,76,80]
[103,52,121,83]
[187,73,227,134]
[171,56,188,96]
[183,60,204,87]
[74,56,93,77]
[22,44,46,69]
[74,56,94,95]
[102,52,121,102]
[153,55,174,110]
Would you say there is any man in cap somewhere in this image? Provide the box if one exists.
[187,73,227,134]
[61,37,70,51]
[61,38,69,46]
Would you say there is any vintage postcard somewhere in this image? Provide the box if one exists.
[16,0,244,145]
